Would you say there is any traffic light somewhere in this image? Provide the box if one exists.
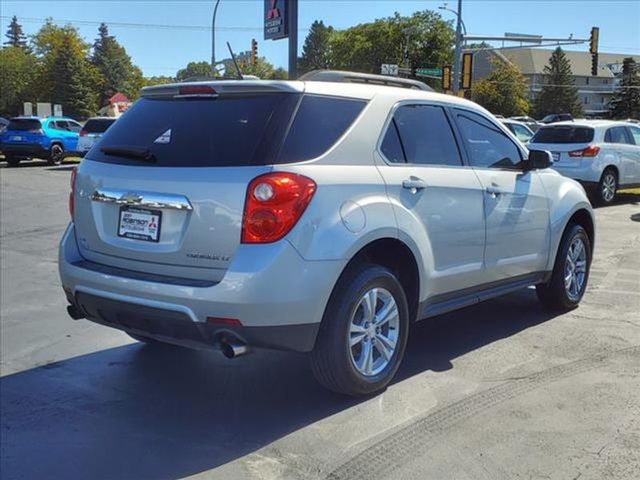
[442,65,452,91]
[589,27,599,76]
[250,38,258,65]
[591,53,599,76]
[461,52,473,90]
[589,27,599,55]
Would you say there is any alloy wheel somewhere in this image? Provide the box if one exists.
[564,237,587,301]
[348,287,399,377]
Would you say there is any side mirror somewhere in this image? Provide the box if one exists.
[524,149,553,171]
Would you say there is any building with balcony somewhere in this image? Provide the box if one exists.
[470,48,638,117]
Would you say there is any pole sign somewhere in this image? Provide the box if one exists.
[461,52,473,90]
[264,0,288,40]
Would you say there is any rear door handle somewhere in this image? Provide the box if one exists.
[402,178,427,191]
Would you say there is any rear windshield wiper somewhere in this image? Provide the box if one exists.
[100,146,156,163]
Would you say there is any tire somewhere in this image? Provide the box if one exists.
[536,223,591,311]
[597,168,617,205]
[47,143,64,166]
[310,263,410,396]
[6,156,20,167]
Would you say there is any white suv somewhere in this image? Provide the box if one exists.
[530,120,640,204]
[59,72,595,396]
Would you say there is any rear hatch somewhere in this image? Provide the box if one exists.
[2,118,43,144]
[529,125,595,167]
[75,83,304,282]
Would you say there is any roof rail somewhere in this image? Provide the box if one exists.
[298,70,433,91]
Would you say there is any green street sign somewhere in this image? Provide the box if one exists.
[415,68,442,77]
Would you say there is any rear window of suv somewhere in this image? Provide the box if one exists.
[531,126,594,144]
[88,93,366,167]
[8,119,42,131]
[83,118,116,133]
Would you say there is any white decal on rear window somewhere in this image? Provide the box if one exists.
[154,129,171,144]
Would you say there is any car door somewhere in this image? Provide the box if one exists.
[55,121,77,151]
[604,126,635,185]
[452,108,550,281]
[626,126,640,183]
[375,102,486,297]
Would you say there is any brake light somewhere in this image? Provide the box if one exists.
[79,129,87,137]
[178,85,217,96]
[241,172,316,244]
[69,167,77,219]
[569,145,600,157]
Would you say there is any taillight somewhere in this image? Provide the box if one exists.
[79,129,87,137]
[569,145,600,157]
[177,85,217,96]
[69,167,77,219]
[241,172,316,244]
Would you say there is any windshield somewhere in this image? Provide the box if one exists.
[531,126,594,144]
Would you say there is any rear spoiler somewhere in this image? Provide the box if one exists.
[299,70,434,91]
[140,80,304,99]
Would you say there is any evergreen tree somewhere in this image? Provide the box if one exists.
[51,35,98,118]
[4,15,28,50]
[299,20,334,73]
[609,57,640,119]
[472,59,530,116]
[533,47,583,118]
[91,23,144,105]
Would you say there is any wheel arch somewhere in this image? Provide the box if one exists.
[328,237,421,324]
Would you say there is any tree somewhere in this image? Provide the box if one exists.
[91,23,144,105]
[299,20,333,73]
[0,46,37,116]
[29,21,99,118]
[609,57,640,119]
[328,10,454,89]
[533,47,583,118]
[223,57,286,80]
[4,15,28,50]
[143,75,175,87]
[472,59,530,116]
[50,35,98,118]
[176,61,216,81]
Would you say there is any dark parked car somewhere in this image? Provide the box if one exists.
[541,113,573,124]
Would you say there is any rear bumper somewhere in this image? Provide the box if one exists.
[0,143,48,158]
[68,291,319,352]
[59,223,345,352]
[550,160,604,184]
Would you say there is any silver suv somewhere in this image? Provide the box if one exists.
[59,76,595,396]
[530,120,640,204]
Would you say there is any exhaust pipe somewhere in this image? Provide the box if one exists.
[67,304,85,320]
[220,340,249,358]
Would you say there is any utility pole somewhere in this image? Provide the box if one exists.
[288,0,298,79]
[211,0,221,70]
[452,0,463,94]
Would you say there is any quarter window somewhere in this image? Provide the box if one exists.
[455,110,522,169]
[628,126,640,145]
[387,104,462,166]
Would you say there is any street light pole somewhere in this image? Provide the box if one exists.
[452,0,463,94]
[211,0,221,70]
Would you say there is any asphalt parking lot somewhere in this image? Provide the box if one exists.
[1,161,639,480]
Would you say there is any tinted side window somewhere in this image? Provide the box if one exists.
[629,126,640,145]
[67,121,82,133]
[455,110,522,169]
[392,105,462,166]
[277,95,366,163]
[380,119,405,163]
[605,126,632,144]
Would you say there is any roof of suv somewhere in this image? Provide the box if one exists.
[546,119,637,129]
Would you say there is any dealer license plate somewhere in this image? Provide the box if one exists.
[118,207,162,242]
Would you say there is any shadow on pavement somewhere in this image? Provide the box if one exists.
[0,288,558,480]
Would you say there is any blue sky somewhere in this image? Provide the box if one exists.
[3,0,639,77]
